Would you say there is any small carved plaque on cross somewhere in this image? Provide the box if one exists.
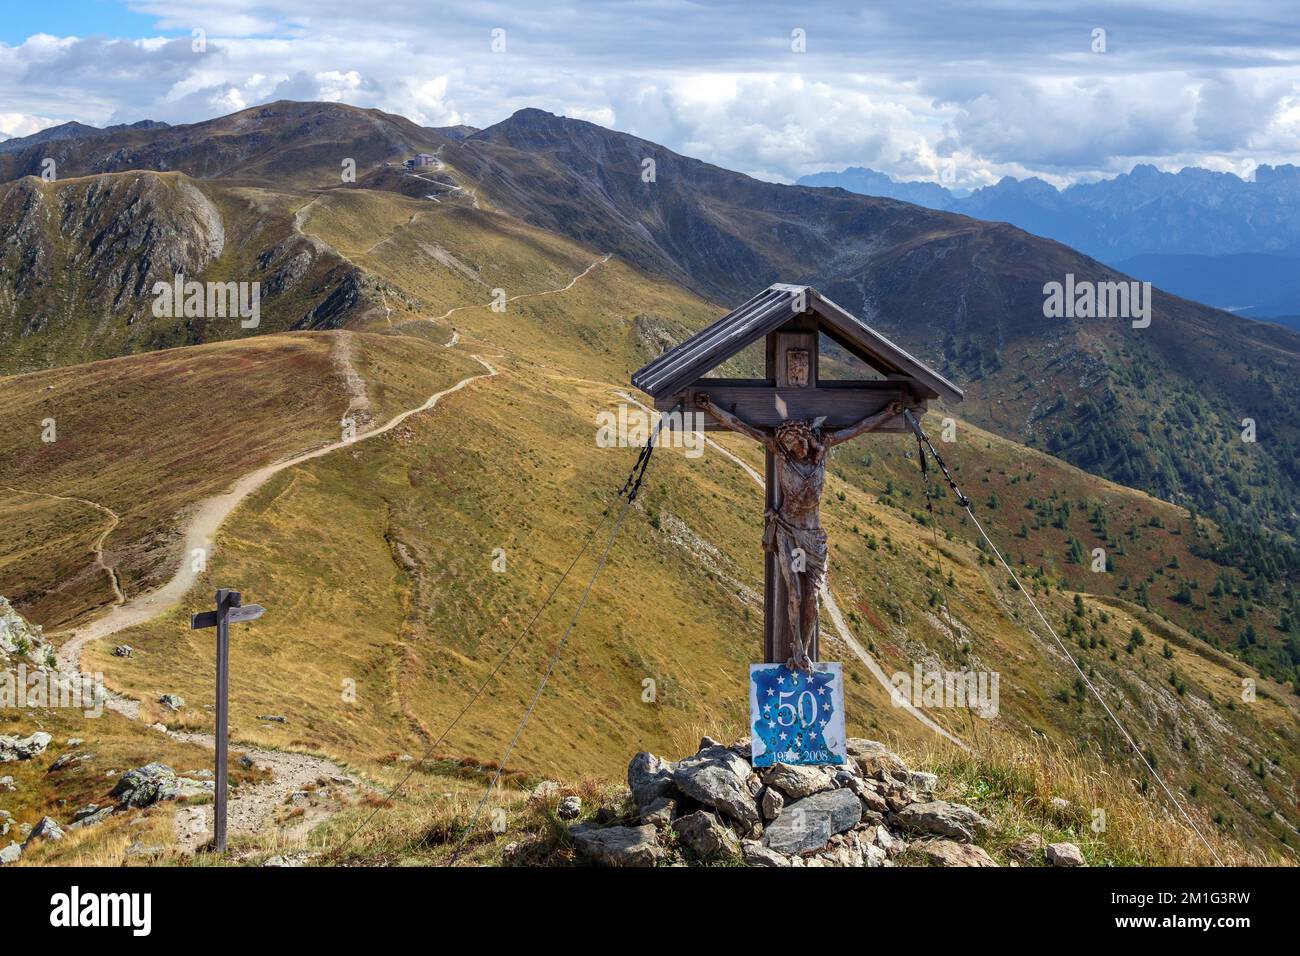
[786,348,810,387]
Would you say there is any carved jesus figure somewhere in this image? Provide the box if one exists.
[696,394,906,672]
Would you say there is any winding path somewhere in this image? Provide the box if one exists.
[56,354,499,665]
[429,254,610,324]
[1,485,125,608]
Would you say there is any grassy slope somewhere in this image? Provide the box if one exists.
[3,186,1295,865]
[0,331,480,629]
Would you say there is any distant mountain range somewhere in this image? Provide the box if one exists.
[798,164,1300,324]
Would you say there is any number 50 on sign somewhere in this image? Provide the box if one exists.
[749,662,847,767]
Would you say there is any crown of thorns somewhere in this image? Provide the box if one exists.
[774,417,825,444]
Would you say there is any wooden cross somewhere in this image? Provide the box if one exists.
[191,588,265,853]
[632,285,963,667]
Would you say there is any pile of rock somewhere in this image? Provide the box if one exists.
[566,736,1083,868]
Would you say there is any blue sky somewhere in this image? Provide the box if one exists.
[0,1,160,45]
[3,1,1300,187]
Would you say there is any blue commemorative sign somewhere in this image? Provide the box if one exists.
[749,662,847,767]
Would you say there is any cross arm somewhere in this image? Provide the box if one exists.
[694,393,775,449]
[823,400,908,447]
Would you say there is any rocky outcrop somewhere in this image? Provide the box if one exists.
[24,815,64,847]
[108,762,210,808]
[0,596,52,666]
[0,732,52,763]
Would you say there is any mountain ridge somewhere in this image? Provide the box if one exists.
[3,102,1298,559]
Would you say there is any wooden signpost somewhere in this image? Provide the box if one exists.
[633,284,963,763]
[191,588,265,853]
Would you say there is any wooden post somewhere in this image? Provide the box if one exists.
[213,587,232,854]
[762,317,820,664]
[191,588,265,854]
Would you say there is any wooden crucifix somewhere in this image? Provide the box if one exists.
[632,284,963,669]
[191,588,265,853]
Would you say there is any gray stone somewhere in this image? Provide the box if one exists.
[846,739,908,779]
[906,771,938,793]
[110,763,177,808]
[24,815,64,847]
[0,776,14,792]
[763,788,862,855]
[873,825,906,858]
[72,803,103,822]
[113,645,133,658]
[672,745,760,830]
[570,823,661,867]
[742,840,792,867]
[760,786,785,822]
[882,781,919,812]
[557,795,582,820]
[764,763,834,800]
[1046,842,1086,867]
[895,800,992,843]
[158,693,185,711]
[698,735,723,751]
[256,715,288,723]
[159,777,214,801]
[239,755,256,770]
[68,805,114,831]
[627,751,676,810]
[529,780,560,801]
[913,838,998,867]
[728,737,752,759]
[815,842,865,867]
[0,841,20,865]
[863,841,889,866]
[639,796,676,828]
[673,810,739,861]
[48,751,94,771]
[0,731,52,762]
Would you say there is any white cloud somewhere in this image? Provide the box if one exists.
[0,1,1298,185]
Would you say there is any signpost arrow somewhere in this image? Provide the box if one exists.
[226,604,266,625]
[189,588,266,853]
